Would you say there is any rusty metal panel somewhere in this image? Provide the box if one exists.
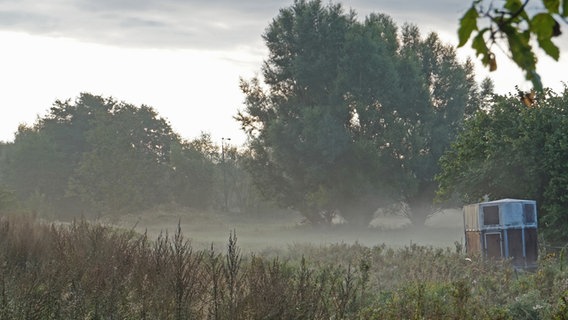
[465,231,482,254]
[485,232,503,259]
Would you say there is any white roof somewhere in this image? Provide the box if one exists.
[480,198,535,205]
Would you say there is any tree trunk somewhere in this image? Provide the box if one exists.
[407,202,433,226]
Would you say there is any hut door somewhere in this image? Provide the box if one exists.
[485,232,503,258]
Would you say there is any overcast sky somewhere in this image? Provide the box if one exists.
[1,0,567,144]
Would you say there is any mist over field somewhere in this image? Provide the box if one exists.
[112,207,465,254]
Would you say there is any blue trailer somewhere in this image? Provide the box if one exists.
[463,198,538,268]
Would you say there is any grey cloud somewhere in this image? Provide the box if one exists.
[0,0,465,51]
[0,10,57,31]
[118,16,168,29]
[348,0,470,32]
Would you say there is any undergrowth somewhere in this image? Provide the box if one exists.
[0,214,566,319]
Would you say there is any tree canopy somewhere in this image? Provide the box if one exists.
[0,93,237,217]
[436,85,568,243]
[237,0,483,224]
[65,97,179,213]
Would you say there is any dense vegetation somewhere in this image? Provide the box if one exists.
[0,94,265,218]
[237,0,486,225]
[0,214,566,319]
[436,86,568,243]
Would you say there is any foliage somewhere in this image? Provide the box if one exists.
[436,85,568,243]
[0,147,17,213]
[459,0,567,91]
[2,126,75,212]
[167,134,216,210]
[67,98,178,214]
[0,93,248,217]
[0,187,18,214]
[1,215,567,319]
[238,0,482,224]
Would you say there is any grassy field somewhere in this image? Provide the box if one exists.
[0,211,566,319]
[114,208,465,254]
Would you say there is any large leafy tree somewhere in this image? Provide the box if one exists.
[388,27,482,223]
[238,0,361,224]
[436,86,568,243]
[237,0,479,224]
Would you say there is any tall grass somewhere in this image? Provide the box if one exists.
[0,214,566,319]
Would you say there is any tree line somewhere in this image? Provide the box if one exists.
[0,94,264,218]
[1,0,567,243]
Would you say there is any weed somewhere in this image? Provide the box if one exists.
[0,214,566,319]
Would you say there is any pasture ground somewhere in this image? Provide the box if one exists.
[114,208,465,253]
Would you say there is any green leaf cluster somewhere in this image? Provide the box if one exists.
[436,85,568,243]
[458,0,567,91]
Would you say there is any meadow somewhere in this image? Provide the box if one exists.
[0,211,566,319]
[114,207,465,253]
